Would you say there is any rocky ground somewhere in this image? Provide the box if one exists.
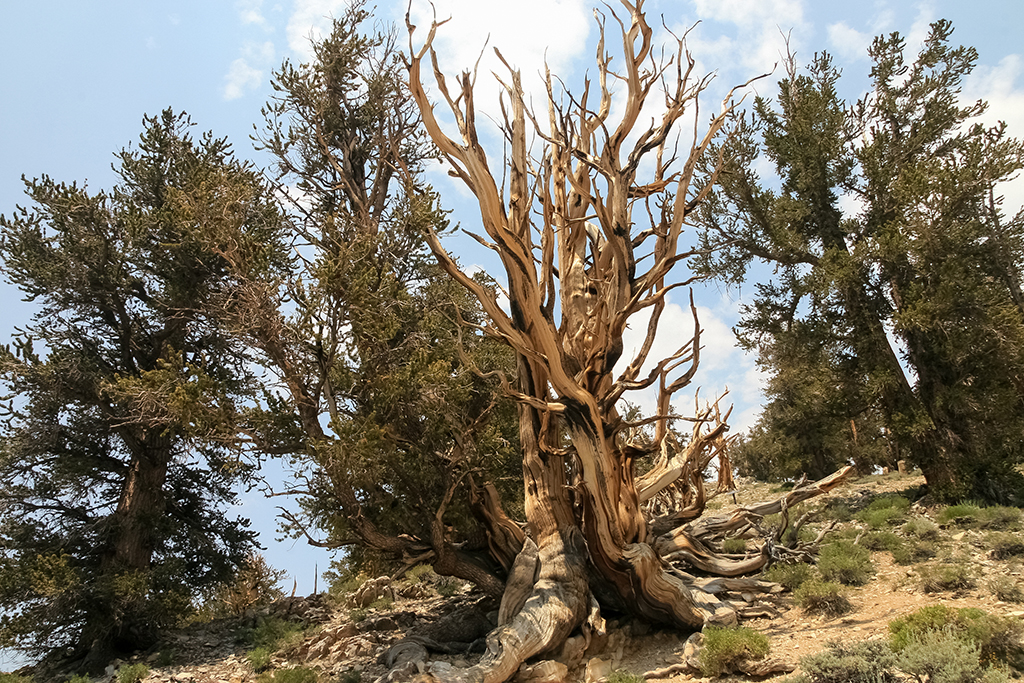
[23,470,1024,683]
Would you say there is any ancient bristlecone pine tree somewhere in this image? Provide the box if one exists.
[405,2,851,680]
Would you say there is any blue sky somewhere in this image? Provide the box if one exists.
[1,1,1023,664]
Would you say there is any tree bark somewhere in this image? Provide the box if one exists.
[81,431,172,671]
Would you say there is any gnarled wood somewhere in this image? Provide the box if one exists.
[404,2,810,680]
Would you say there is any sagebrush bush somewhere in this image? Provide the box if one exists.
[917,562,975,593]
[607,671,645,683]
[989,576,1024,603]
[369,595,393,611]
[938,503,983,526]
[817,541,873,585]
[856,496,910,529]
[764,562,814,592]
[117,663,150,683]
[257,667,319,683]
[406,564,435,582]
[798,640,899,683]
[819,501,853,523]
[436,577,463,597]
[247,646,273,672]
[721,537,747,554]
[699,625,770,677]
[794,580,852,616]
[247,616,306,650]
[896,627,1009,683]
[978,506,1022,530]
[903,517,940,540]
[985,532,1024,559]
[890,605,1024,668]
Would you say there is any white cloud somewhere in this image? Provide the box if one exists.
[223,41,275,100]
[406,0,590,127]
[615,293,756,427]
[238,0,268,26]
[224,59,263,100]
[686,0,807,76]
[286,0,350,59]
[905,2,936,54]
[827,22,870,62]
[964,54,1024,215]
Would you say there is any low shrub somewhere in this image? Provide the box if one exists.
[721,537,747,554]
[856,496,910,529]
[257,667,319,683]
[117,663,150,683]
[903,517,940,540]
[436,577,464,597]
[818,501,852,523]
[764,562,814,592]
[66,676,91,683]
[896,627,1009,683]
[349,607,368,622]
[247,646,273,672]
[978,506,1022,530]
[607,671,645,683]
[889,605,1024,668]
[246,616,306,651]
[989,576,1024,603]
[938,503,983,526]
[369,595,393,611]
[917,563,975,593]
[0,675,31,683]
[406,564,435,582]
[794,580,852,616]
[798,640,899,683]
[985,532,1024,559]
[817,541,873,585]
[338,672,362,683]
[861,531,934,565]
[698,625,770,677]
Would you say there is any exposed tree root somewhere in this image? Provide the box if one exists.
[436,530,590,683]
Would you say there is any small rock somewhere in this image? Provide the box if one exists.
[386,640,429,668]
[515,660,568,683]
[427,661,453,678]
[584,657,612,683]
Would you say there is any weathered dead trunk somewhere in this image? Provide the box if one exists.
[403,2,843,680]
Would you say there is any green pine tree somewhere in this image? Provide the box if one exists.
[0,110,288,671]
[698,22,1024,501]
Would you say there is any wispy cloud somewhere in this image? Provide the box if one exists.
[223,41,275,100]
[827,22,871,62]
[965,54,1024,214]
[286,0,350,59]
[406,0,590,123]
[237,0,268,26]
[616,293,755,424]
[685,0,808,77]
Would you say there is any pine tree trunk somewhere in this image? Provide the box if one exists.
[81,432,171,671]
